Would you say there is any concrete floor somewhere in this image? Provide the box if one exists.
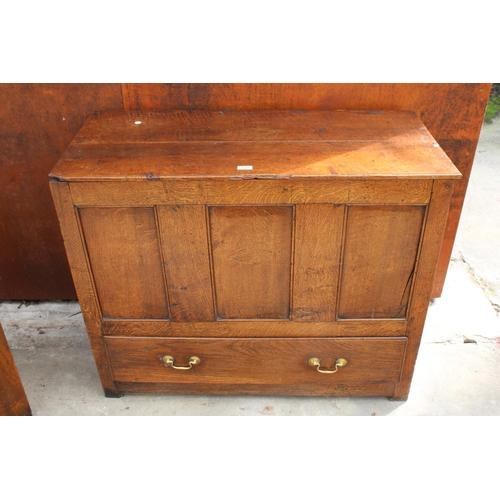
[2,118,500,416]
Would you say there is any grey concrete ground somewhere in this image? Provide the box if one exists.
[1,117,500,416]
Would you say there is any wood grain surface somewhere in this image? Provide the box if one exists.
[69,178,433,206]
[120,85,489,144]
[47,185,119,393]
[50,110,460,181]
[0,324,31,416]
[79,207,169,319]
[157,205,214,321]
[103,319,407,338]
[292,204,344,322]
[0,84,123,299]
[338,205,426,319]
[209,206,293,319]
[106,336,406,387]
[71,109,434,143]
[52,141,460,181]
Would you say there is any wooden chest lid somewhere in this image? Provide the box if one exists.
[49,110,461,181]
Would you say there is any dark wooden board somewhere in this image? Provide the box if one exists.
[0,324,31,416]
[0,84,123,299]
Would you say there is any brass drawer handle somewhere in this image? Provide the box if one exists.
[308,357,347,374]
[162,355,201,370]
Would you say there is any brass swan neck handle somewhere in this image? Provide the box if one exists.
[308,357,347,374]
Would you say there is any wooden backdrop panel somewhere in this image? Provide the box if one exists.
[0,84,123,299]
[0,84,489,299]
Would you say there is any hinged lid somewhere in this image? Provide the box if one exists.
[49,110,462,181]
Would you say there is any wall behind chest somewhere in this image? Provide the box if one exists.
[0,84,123,299]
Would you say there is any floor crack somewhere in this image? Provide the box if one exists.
[452,252,500,317]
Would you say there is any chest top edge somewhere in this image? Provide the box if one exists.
[49,110,462,182]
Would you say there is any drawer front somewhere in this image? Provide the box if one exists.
[106,337,406,387]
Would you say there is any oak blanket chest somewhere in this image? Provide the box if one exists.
[50,110,461,400]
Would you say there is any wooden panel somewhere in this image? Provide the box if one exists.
[157,205,214,321]
[209,206,293,319]
[79,207,169,319]
[0,84,123,299]
[122,83,490,297]
[393,181,454,400]
[339,205,426,319]
[69,179,432,206]
[0,324,31,416]
[106,336,406,387]
[103,319,407,338]
[292,204,344,321]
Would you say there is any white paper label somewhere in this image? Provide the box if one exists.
[237,165,253,170]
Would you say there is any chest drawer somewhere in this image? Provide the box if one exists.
[106,336,406,396]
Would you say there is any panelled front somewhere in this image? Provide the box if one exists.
[75,198,428,328]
